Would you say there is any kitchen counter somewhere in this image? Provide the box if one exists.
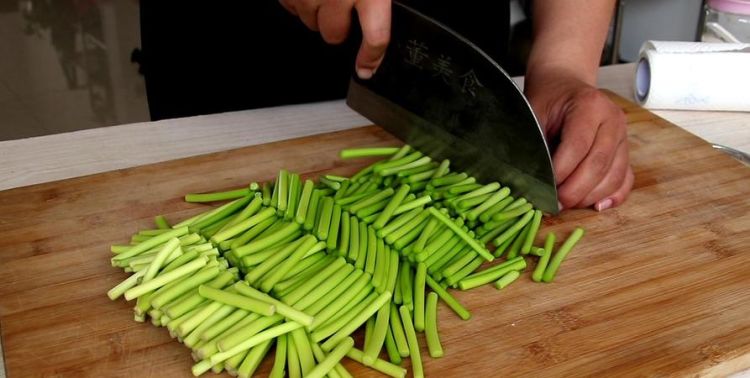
[0,63,748,378]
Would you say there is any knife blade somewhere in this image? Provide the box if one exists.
[346,1,558,214]
[713,144,750,166]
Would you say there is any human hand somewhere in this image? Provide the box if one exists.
[525,67,634,211]
[279,0,391,79]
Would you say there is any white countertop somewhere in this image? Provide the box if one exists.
[0,63,749,378]
[1,63,748,192]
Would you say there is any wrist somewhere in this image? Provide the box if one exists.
[523,63,601,138]
[525,59,597,92]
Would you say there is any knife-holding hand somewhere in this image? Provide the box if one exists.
[524,0,633,212]
[279,0,392,79]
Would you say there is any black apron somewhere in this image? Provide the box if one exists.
[139,1,509,120]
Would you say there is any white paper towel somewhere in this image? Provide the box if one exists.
[635,41,750,112]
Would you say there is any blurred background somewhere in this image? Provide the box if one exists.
[0,0,146,140]
[0,0,710,141]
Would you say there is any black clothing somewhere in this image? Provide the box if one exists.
[139,1,510,120]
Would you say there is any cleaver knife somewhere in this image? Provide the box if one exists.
[346,1,559,214]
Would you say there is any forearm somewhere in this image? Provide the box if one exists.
[521,1,632,211]
[526,0,616,85]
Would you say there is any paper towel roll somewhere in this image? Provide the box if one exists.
[635,41,750,111]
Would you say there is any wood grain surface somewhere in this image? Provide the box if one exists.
[1,95,749,377]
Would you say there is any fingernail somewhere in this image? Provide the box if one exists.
[595,198,613,212]
[356,67,373,79]
[558,201,564,211]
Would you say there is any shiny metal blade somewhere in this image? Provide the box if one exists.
[346,1,558,214]
[713,144,750,166]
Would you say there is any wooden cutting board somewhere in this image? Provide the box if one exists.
[1,94,749,377]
